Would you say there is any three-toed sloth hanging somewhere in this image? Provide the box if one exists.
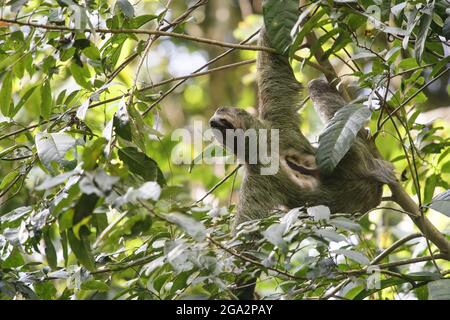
[210,26,395,229]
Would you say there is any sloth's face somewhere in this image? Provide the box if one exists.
[210,106,320,188]
[209,107,256,132]
[209,107,262,161]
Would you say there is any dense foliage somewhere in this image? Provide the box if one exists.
[0,0,450,300]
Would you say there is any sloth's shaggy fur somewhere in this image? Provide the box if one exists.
[210,27,395,230]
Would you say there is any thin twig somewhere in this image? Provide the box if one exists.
[370,233,423,265]
[105,0,208,84]
[378,67,450,129]
[195,165,242,204]
[372,254,447,270]
[140,59,255,92]
[142,29,262,115]
[341,254,447,277]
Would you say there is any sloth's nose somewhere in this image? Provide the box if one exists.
[209,117,221,128]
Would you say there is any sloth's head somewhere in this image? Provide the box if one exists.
[209,107,258,132]
[209,107,265,163]
[210,106,320,188]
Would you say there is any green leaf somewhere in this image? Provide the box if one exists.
[290,9,326,57]
[426,189,450,217]
[429,56,450,78]
[0,30,34,72]
[442,161,450,173]
[134,91,162,103]
[11,85,37,117]
[82,137,107,170]
[83,46,101,61]
[262,0,299,54]
[128,103,163,151]
[1,247,25,268]
[424,174,438,204]
[113,104,132,141]
[169,271,191,296]
[0,206,32,223]
[428,279,450,300]
[67,228,96,271]
[316,104,372,175]
[333,249,370,265]
[61,231,69,267]
[132,14,158,28]
[398,57,418,70]
[40,80,52,120]
[35,132,76,170]
[73,5,89,30]
[443,15,450,40]
[118,147,166,186]
[329,217,361,232]
[70,63,92,90]
[114,181,161,206]
[81,280,110,292]
[73,193,99,225]
[153,273,171,292]
[407,272,441,281]
[311,28,340,57]
[315,229,347,243]
[415,3,434,63]
[353,278,406,300]
[166,212,206,241]
[0,144,22,159]
[0,71,13,116]
[322,24,351,61]
[34,281,57,299]
[0,171,19,192]
[116,0,135,18]
[44,231,58,269]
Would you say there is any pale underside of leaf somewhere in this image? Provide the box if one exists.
[317,104,372,175]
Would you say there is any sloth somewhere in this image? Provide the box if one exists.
[209,27,395,227]
[209,27,395,298]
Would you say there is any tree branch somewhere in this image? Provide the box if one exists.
[370,233,423,265]
[389,183,450,258]
[0,17,277,53]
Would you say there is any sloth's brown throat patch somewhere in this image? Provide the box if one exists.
[285,157,320,179]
